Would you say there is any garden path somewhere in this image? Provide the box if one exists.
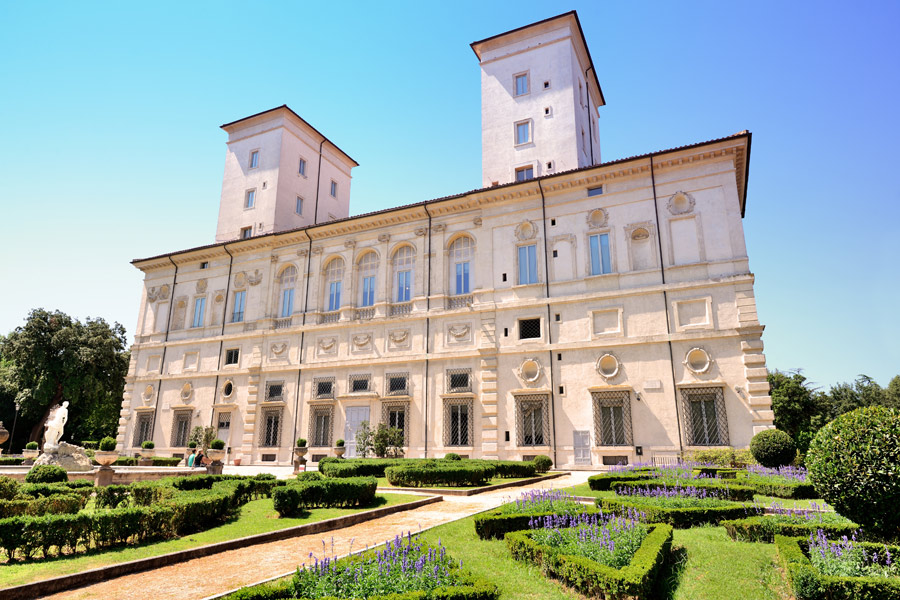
[43,471,592,600]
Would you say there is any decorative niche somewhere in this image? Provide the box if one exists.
[518,357,542,384]
[586,208,608,229]
[596,353,621,380]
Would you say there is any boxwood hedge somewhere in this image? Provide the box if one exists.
[0,493,84,518]
[610,479,756,502]
[474,506,599,539]
[385,465,492,488]
[721,515,859,543]
[272,476,377,517]
[320,458,536,480]
[598,497,750,528]
[743,476,818,499]
[587,472,654,491]
[506,523,673,599]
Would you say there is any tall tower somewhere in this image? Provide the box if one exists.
[471,11,605,188]
[215,105,358,242]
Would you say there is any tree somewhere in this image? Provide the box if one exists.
[372,424,404,458]
[355,421,374,458]
[826,374,888,419]
[189,426,216,451]
[767,370,828,453]
[0,309,129,448]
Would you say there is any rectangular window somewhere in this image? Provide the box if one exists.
[681,388,728,446]
[447,403,470,446]
[587,186,604,197]
[386,373,409,396]
[232,290,246,323]
[249,150,259,169]
[311,406,333,447]
[298,157,307,176]
[388,407,405,435]
[240,226,252,239]
[589,233,612,276]
[216,411,231,442]
[447,368,472,393]
[361,275,375,307]
[330,180,337,197]
[515,121,530,145]
[350,374,371,393]
[592,391,633,446]
[519,318,541,340]
[517,395,548,446]
[133,413,154,447]
[328,281,342,311]
[396,270,411,302]
[454,262,470,295]
[260,408,282,447]
[171,410,192,447]
[245,189,256,209]
[192,297,206,328]
[266,381,284,401]
[280,288,294,318]
[224,348,240,365]
[314,377,335,399]
[518,244,538,284]
[514,73,528,96]
[515,166,533,181]
[296,196,303,215]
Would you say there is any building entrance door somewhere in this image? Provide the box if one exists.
[573,430,591,465]
[344,406,370,458]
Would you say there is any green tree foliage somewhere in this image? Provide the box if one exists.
[768,370,829,453]
[0,309,129,449]
[372,424,404,458]
[189,426,216,451]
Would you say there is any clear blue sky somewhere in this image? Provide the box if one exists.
[0,1,897,391]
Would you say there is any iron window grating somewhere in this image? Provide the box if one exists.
[314,377,335,399]
[385,372,410,396]
[266,381,284,401]
[216,411,231,430]
[225,348,240,365]
[446,368,472,393]
[443,397,474,446]
[515,394,551,447]
[349,374,371,393]
[170,409,193,447]
[133,413,155,447]
[381,400,410,446]
[258,407,283,447]
[519,318,541,340]
[679,387,729,446]
[591,390,634,446]
[309,404,334,447]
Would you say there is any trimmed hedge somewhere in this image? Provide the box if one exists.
[385,465,491,487]
[0,457,25,466]
[751,429,796,468]
[475,506,599,539]
[487,460,536,479]
[742,476,818,499]
[272,477,377,516]
[152,457,183,467]
[319,458,535,480]
[25,465,68,483]
[721,515,859,543]
[96,485,132,509]
[0,494,84,517]
[692,467,739,479]
[599,497,750,528]
[506,523,673,599]
[611,479,756,502]
[20,482,94,502]
[587,472,653,491]
[0,476,19,500]
[776,535,900,600]
[320,458,404,478]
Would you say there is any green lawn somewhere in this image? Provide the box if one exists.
[0,493,421,589]
[375,476,534,490]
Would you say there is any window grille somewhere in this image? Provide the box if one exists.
[266,381,284,401]
[314,377,335,399]
[170,410,192,447]
[309,404,334,447]
[385,372,409,396]
[381,400,410,446]
[515,394,551,446]
[443,398,474,446]
[349,374,371,393]
[225,348,240,365]
[592,390,633,446]
[680,387,729,446]
[216,411,231,442]
[133,413,154,447]
[519,318,541,340]
[446,368,472,393]
[259,407,283,447]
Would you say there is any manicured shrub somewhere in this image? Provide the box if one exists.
[743,476,817,500]
[444,453,462,461]
[807,406,900,538]
[587,472,653,491]
[385,464,491,487]
[98,437,116,451]
[82,440,98,450]
[599,497,749,528]
[335,438,345,447]
[295,471,323,481]
[0,476,18,501]
[721,515,859,543]
[0,457,24,466]
[151,457,183,467]
[532,455,552,473]
[483,460,535,478]
[96,485,132,508]
[115,456,138,466]
[271,477,377,516]
[0,493,83,518]
[316,456,342,468]
[141,440,155,450]
[296,438,307,447]
[25,465,68,484]
[691,467,739,479]
[210,438,226,450]
[320,458,405,478]
[750,429,797,468]
[611,478,756,502]
[475,506,599,539]
[25,441,39,450]
[188,441,198,449]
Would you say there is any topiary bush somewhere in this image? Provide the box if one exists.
[444,453,461,461]
[25,442,38,451]
[99,437,116,451]
[210,438,225,450]
[25,465,68,484]
[0,476,18,501]
[532,455,552,473]
[750,429,796,468]
[141,440,155,450]
[806,406,900,538]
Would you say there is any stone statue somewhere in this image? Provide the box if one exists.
[43,401,69,453]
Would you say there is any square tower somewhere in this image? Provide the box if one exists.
[215,105,358,242]
[472,11,605,187]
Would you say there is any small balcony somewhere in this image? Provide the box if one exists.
[355,307,375,321]
[319,311,340,324]
[390,302,412,316]
[272,316,293,330]
[446,295,473,310]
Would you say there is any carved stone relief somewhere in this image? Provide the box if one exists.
[518,357,542,384]
[587,208,608,229]
[247,270,263,286]
[317,337,337,355]
[344,240,357,249]
[352,334,372,349]
[667,191,696,215]
[596,353,621,380]
[234,272,247,289]
[378,233,391,243]
[195,279,208,293]
[432,224,446,233]
[473,217,483,227]
[388,328,411,350]
[180,382,193,401]
[414,227,427,237]
[515,220,538,241]
[270,341,288,358]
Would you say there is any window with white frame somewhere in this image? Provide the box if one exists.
[298,157,307,176]
[357,252,377,308]
[515,166,534,181]
[589,233,612,275]
[448,236,473,296]
[244,189,256,209]
[278,265,297,318]
[518,244,538,284]
[592,390,633,446]
[295,196,303,215]
[392,245,414,303]
[240,226,252,239]
[514,72,529,96]
[249,150,259,169]
[232,290,246,322]
[330,180,337,197]
[324,258,344,312]
[515,121,531,145]
[680,387,729,446]
[191,297,206,328]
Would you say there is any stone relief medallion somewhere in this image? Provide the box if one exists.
[448,324,470,339]
[378,233,391,243]
[473,217,483,227]
[684,347,713,375]
[414,227,427,237]
[180,382,193,401]
[196,279,208,293]
[318,337,337,352]
[214,292,225,304]
[344,240,357,249]
[159,284,170,300]
[587,208,609,229]
[141,384,155,405]
[270,342,288,356]
[515,220,538,241]
[247,270,263,286]
[519,358,542,384]
[630,226,651,241]
[147,287,160,303]
[352,334,372,348]
[667,191,696,215]
[234,272,247,289]
[432,224,446,233]
[596,353,620,379]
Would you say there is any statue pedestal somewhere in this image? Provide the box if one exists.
[95,466,114,487]
[32,442,92,472]
[206,462,224,475]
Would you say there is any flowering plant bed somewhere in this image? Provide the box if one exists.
[722,502,857,543]
[611,478,755,502]
[474,489,594,539]
[505,512,672,599]
[599,492,749,528]
[776,532,900,600]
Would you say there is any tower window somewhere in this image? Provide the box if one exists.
[515,166,533,182]
[298,157,307,176]
[244,189,256,209]
[515,121,531,145]
[514,72,529,96]
[330,180,338,197]
[240,226,252,239]
[249,150,259,169]
[296,196,303,215]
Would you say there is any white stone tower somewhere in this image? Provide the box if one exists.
[471,11,605,187]
[215,105,358,242]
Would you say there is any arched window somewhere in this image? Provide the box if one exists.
[278,266,297,318]
[357,252,378,307]
[324,258,344,312]
[448,236,474,295]
[392,245,414,303]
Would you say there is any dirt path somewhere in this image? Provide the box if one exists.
[43,472,591,600]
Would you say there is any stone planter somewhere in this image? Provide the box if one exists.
[206,449,226,463]
[140,448,155,458]
[22,449,39,464]
[334,446,346,458]
[293,446,309,473]
[94,450,119,467]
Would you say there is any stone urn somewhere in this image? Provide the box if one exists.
[94,451,119,467]
[22,448,39,462]
[206,448,226,463]
[334,446,346,458]
[294,446,308,461]
[140,447,155,459]
[0,421,8,456]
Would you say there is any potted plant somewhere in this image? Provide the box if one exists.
[94,436,119,467]
[140,440,155,458]
[22,441,39,462]
[294,438,308,459]
[206,438,227,463]
[334,438,346,458]
[188,441,197,449]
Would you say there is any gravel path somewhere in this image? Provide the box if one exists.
[43,471,592,600]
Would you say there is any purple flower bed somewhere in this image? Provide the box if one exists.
[499,489,585,515]
[809,529,900,578]
[527,510,648,568]
[614,482,737,508]
[747,464,808,483]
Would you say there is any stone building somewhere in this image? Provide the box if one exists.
[118,11,774,468]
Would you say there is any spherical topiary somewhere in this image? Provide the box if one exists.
[444,453,461,461]
[749,429,796,468]
[209,438,225,450]
[807,406,900,537]
[141,440,155,450]
[25,441,38,450]
[25,464,68,484]
[0,475,18,500]
[532,455,552,473]
[98,437,117,451]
